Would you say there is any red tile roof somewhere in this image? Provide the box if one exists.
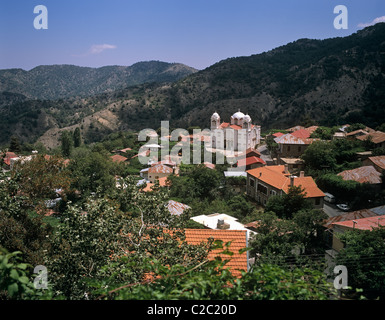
[184,229,248,277]
[237,156,266,167]
[324,206,385,229]
[291,129,311,139]
[332,216,385,231]
[110,155,128,163]
[337,166,382,184]
[272,132,284,137]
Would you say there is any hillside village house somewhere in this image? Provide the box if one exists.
[363,156,385,173]
[329,215,385,252]
[246,165,325,209]
[337,165,382,192]
[356,130,385,149]
[210,110,261,152]
[274,133,314,158]
[141,163,174,183]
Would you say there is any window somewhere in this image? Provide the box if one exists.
[315,197,321,205]
[287,146,291,152]
[298,146,301,152]
[270,190,277,196]
[257,184,268,195]
[249,179,255,187]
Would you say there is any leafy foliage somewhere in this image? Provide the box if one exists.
[0,248,36,299]
[334,227,385,299]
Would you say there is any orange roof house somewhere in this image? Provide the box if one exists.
[246,165,324,208]
[184,229,248,277]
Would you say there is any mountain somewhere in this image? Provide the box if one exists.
[160,23,385,131]
[1,24,385,149]
[0,61,198,100]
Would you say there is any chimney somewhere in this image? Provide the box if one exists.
[299,171,305,178]
[290,175,295,187]
[217,219,230,230]
[284,164,289,174]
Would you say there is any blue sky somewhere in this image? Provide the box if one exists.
[1,0,385,70]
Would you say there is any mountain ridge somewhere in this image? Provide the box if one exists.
[1,24,385,149]
[0,61,198,100]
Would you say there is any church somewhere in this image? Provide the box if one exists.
[210,110,261,152]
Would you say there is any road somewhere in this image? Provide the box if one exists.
[323,202,346,218]
[257,144,274,165]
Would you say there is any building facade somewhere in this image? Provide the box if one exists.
[210,111,261,152]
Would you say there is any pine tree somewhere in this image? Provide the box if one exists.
[73,127,81,148]
[61,131,73,157]
[9,136,21,153]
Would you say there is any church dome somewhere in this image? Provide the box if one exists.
[244,114,251,123]
[232,110,245,120]
[211,112,220,120]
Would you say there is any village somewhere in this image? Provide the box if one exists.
[2,110,385,291]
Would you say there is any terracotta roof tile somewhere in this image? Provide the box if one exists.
[110,155,128,163]
[237,156,266,167]
[324,205,385,229]
[332,216,385,230]
[291,129,311,139]
[185,229,248,277]
[247,165,324,198]
[2,152,18,166]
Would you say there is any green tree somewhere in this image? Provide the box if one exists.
[334,227,385,299]
[73,127,82,148]
[292,209,328,255]
[249,212,299,265]
[265,185,312,219]
[60,130,74,157]
[0,248,37,300]
[301,140,337,172]
[90,257,334,300]
[12,154,72,207]
[0,171,53,267]
[46,177,208,299]
[9,136,21,153]
[68,149,116,196]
